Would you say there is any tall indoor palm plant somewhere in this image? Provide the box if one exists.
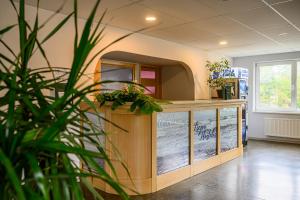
[0,0,137,199]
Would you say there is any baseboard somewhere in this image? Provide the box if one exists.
[248,137,300,145]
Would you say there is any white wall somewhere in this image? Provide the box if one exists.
[0,0,210,100]
[207,52,232,63]
[161,65,194,100]
[233,51,300,143]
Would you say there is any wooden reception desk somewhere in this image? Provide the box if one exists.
[81,99,245,195]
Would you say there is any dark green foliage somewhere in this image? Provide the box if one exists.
[96,84,163,114]
[206,58,231,88]
[0,0,139,199]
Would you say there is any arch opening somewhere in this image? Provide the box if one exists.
[95,51,195,100]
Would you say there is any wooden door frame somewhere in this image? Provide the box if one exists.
[140,65,162,99]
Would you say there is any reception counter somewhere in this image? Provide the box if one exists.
[81,99,245,195]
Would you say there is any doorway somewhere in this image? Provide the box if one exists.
[140,66,161,99]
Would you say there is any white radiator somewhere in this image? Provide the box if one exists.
[264,118,300,139]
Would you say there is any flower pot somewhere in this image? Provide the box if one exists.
[223,85,232,100]
[216,89,223,98]
[216,86,232,100]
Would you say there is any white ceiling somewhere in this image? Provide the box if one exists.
[17,0,300,57]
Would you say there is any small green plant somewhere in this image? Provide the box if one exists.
[206,58,231,88]
[96,84,163,114]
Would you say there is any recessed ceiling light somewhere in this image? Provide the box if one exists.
[278,32,288,36]
[145,16,156,22]
[219,40,228,45]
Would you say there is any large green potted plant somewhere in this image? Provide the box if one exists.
[206,59,232,99]
[0,0,141,199]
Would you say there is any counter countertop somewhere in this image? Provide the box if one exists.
[82,99,246,114]
[167,99,246,104]
[159,99,246,109]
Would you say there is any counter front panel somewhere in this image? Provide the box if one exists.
[156,112,190,175]
[220,107,238,152]
[83,112,106,170]
[194,109,217,160]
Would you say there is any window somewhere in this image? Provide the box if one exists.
[255,60,300,112]
[100,61,135,92]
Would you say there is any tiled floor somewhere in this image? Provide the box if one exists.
[89,140,300,200]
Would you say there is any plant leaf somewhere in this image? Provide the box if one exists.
[42,12,73,44]
[0,24,16,36]
[0,149,26,200]
[25,153,50,200]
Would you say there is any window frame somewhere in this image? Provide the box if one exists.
[96,59,137,92]
[100,59,136,81]
[254,59,300,113]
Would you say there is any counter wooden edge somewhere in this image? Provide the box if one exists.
[79,100,246,114]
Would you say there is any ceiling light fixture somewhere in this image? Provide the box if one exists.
[145,16,156,22]
[278,32,288,36]
[219,40,228,45]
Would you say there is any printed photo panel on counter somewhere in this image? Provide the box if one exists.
[220,107,238,152]
[83,112,106,169]
[194,109,217,160]
[157,112,190,175]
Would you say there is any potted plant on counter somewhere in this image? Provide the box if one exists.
[96,84,163,114]
[206,59,233,99]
